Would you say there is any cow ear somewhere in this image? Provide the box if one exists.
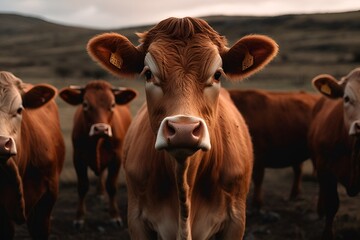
[59,87,84,105]
[222,35,278,81]
[312,74,344,99]
[87,33,145,78]
[23,84,56,109]
[113,88,137,105]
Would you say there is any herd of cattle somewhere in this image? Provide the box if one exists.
[0,16,359,240]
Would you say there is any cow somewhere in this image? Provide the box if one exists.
[228,89,320,210]
[0,71,65,239]
[59,80,136,228]
[308,67,360,240]
[87,17,278,239]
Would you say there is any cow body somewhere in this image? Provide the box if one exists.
[309,68,360,239]
[0,71,65,239]
[228,89,320,209]
[87,17,278,239]
[59,80,136,228]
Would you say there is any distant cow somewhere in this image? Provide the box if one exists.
[87,17,278,239]
[0,71,65,239]
[309,68,360,240]
[59,80,136,228]
[228,89,320,209]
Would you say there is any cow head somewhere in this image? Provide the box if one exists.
[0,71,56,163]
[87,17,278,160]
[313,68,360,195]
[59,80,136,138]
[313,68,360,136]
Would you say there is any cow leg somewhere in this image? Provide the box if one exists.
[317,171,338,240]
[252,164,265,210]
[217,198,246,240]
[127,189,157,239]
[0,207,15,239]
[27,189,57,240]
[289,162,303,200]
[106,158,122,227]
[96,170,106,201]
[74,156,89,229]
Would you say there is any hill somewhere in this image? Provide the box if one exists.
[1,11,360,90]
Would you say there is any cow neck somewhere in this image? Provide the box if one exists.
[175,157,192,240]
[350,137,360,195]
[0,158,26,223]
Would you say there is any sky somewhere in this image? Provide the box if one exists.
[0,0,359,29]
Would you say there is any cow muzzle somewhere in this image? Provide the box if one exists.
[89,123,112,137]
[0,136,17,162]
[155,115,211,158]
[349,120,360,136]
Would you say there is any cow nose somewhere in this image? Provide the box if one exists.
[349,120,360,135]
[89,123,112,137]
[155,115,211,156]
[166,121,201,147]
[0,136,17,162]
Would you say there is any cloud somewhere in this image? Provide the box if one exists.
[0,0,359,29]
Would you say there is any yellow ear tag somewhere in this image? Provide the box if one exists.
[321,83,331,95]
[109,52,122,69]
[242,51,254,71]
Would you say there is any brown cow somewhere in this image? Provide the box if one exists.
[87,17,278,239]
[0,71,65,239]
[59,80,136,228]
[228,89,320,210]
[309,67,360,240]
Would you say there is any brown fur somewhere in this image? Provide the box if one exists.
[87,17,278,239]
[228,89,320,209]
[309,97,359,240]
[0,72,65,239]
[309,68,360,240]
[59,80,135,226]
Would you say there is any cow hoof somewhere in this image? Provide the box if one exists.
[73,219,85,230]
[109,217,123,228]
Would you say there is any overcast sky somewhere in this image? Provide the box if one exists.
[0,0,359,29]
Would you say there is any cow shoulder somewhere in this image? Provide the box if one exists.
[216,90,253,195]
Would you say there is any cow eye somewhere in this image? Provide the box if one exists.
[214,71,222,81]
[82,102,89,111]
[16,106,23,115]
[111,102,116,110]
[144,69,153,81]
[344,96,351,103]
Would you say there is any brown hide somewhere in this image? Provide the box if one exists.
[0,71,65,239]
[87,17,278,239]
[229,89,320,208]
[229,89,320,167]
[309,68,360,240]
[59,80,135,226]
[69,81,133,175]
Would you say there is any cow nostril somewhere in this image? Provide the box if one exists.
[166,122,176,136]
[192,123,201,138]
[4,139,13,151]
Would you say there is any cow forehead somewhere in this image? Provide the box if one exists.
[84,87,114,103]
[146,39,221,80]
[0,85,22,113]
[344,74,360,96]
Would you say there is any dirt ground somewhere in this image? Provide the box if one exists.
[13,161,360,240]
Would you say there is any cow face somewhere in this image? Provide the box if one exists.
[87,17,278,160]
[313,68,360,136]
[0,71,56,162]
[59,81,136,138]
